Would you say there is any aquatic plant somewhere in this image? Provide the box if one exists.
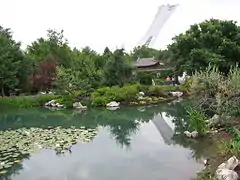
[0,126,98,174]
[186,107,208,135]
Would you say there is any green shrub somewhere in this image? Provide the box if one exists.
[190,65,240,122]
[147,85,182,96]
[182,77,193,92]
[153,78,165,85]
[0,94,56,108]
[136,71,153,85]
[186,107,208,134]
[55,96,74,108]
[91,83,140,106]
[156,69,174,78]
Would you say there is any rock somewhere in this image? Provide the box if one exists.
[191,131,199,138]
[45,100,56,107]
[204,159,209,166]
[139,92,145,96]
[45,100,65,109]
[106,101,120,107]
[183,130,199,138]
[215,156,239,180]
[207,114,219,126]
[184,131,192,137]
[170,91,183,97]
[73,102,87,109]
[218,156,239,170]
[216,169,238,180]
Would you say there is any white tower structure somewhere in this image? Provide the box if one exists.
[138,4,179,48]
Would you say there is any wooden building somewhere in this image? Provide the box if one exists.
[133,57,172,71]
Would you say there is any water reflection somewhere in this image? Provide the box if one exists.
[0,100,213,180]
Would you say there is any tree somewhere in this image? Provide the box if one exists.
[168,19,240,74]
[26,29,74,92]
[0,26,25,96]
[131,46,160,60]
[103,49,132,86]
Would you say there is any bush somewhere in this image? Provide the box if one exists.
[0,94,56,108]
[136,71,153,85]
[189,65,240,124]
[182,77,193,92]
[186,107,208,134]
[153,78,165,85]
[91,83,141,106]
[146,85,182,96]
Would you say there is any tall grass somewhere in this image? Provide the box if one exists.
[186,107,208,134]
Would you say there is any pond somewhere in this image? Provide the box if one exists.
[0,99,214,180]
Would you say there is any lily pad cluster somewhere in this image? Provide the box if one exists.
[0,126,98,175]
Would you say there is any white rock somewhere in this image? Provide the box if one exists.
[139,92,145,96]
[45,100,56,106]
[215,156,239,180]
[216,169,238,180]
[218,156,239,170]
[73,102,87,109]
[207,114,220,126]
[184,131,192,137]
[191,131,199,138]
[170,91,183,97]
[106,101,120,107]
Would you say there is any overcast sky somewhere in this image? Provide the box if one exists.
[0,0,239,53]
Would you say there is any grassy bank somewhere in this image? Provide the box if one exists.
[185,66,240,179]
[0,94,57,108]
[0,84,185,108]
[196,123,240,180]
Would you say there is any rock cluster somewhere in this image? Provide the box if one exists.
[183,130,199,138]
[44,100,65,108]
[215,156,239,180]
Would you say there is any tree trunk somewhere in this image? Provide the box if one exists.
[1,87,4,97]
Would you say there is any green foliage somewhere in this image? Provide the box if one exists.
[91,84,140,106]
[190,65,240,123]
[131,46,160,60]
[156,69,174,78]
[0,94,56,108]
[103,49,132,86]
[182,77,193,92]
[0,26,25,96]
[196,170,214,180]
[186,107,208,134]
[153,78,165,85]
[55,96,74,108]
[168,19,240,74]
[218,128,240,156]
[147,85,182,96]
[136,71,153,85]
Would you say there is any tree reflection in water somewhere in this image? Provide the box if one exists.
[163,99,215,162]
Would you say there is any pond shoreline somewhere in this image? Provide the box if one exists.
[196,118,240,179]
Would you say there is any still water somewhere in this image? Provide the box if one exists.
[0,99,213,180]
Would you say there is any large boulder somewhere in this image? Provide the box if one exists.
[106,101,120,107]
[215,156,239,180]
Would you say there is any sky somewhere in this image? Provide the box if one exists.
[0,0,240,53]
